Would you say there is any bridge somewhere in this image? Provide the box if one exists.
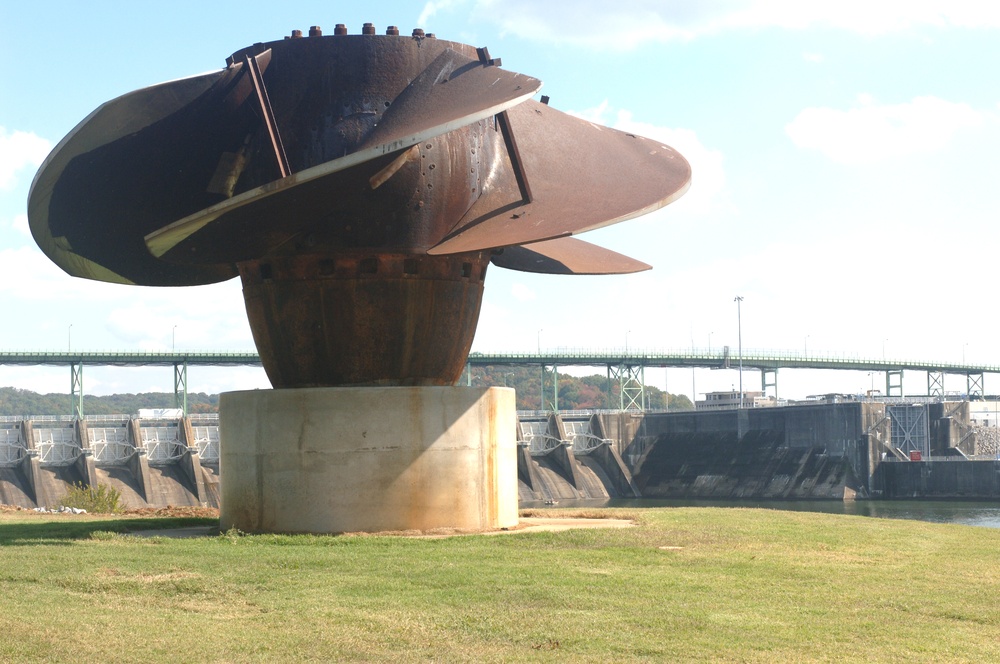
[467,349,1000,410]
[0,351,260,418]
[0,349,997,415]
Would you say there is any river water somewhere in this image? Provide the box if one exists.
[521,498,1000,529]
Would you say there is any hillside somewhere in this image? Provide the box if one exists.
[468,366,693,411]
[0,387,219,417]
[0,369,693,416]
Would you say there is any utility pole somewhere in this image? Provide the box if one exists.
[537,329,544,411]
[734,296,744,409]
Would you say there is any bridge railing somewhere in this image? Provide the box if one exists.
[469,348,1000,373]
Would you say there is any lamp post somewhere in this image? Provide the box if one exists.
[68,324,72,352]
[734,296,744,409]
[708,331,713,354]
[804,335,809,356]
[172,324,178,352]
[626,329,631,355]
[537,329,544,411]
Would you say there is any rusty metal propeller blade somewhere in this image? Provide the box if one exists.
[358,48,540,152]
[490,236,651,275]
[427,99,691,255]
[145,48,540,263]
[28,68,239,285]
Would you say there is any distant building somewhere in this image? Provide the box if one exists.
[696,390,778,411]
[969,400,1000,427]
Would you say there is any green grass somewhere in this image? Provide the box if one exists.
[0,507,998,662]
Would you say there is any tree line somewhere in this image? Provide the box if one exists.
[0,368,694,416]
[0,387,219,417]
[465,365,694,411]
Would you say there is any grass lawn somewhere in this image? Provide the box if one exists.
[0,507,998,662]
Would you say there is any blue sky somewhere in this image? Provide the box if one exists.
[2,1,999,399]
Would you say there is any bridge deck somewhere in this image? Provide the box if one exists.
[0,349,995,374]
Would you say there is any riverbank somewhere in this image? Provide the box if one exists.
[1,507,998,661]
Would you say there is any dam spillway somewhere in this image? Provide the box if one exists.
[0,398,997,511]
[0,413,218,510]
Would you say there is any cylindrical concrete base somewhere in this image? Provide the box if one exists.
[219,386,518,533]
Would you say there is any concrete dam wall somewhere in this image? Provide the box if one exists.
[513,404,888,503]
[0,415,219,510]
[877,460,1000,499]
[621,403,881,501]
[633,430,863,500]
[0,398,995,510]
[516,413,640,503]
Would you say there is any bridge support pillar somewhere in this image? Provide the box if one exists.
[540,364,545,411]
[928,371,944,398]
[174,361,188,415]
[761,368,777,399]
[968,373,984,399]
[552,364,559,412]
[70,361,83,419]
[610,364,645,411]
[886,370,903,398]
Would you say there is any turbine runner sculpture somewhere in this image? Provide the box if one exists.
[29,25,691,388]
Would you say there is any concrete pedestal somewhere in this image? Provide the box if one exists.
[219,386,517,533]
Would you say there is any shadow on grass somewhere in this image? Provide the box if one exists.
[0,517,220,546]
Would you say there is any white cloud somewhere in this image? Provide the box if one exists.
[802,52,825,63]
[0,246,251,351]
[104,290,252,351]
[571,103,729,215]
[785,95,984,164]
[11,213,30,236]
[715,1,1000,35]
[510,282,536,301]
[418,0,467,27]
[0,127,50,190]
[473,0,704,45]
[465,1,1000,48]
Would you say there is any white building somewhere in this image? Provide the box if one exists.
[696,390,778,411]
[969,400,1000,427]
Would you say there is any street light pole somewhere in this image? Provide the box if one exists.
[537,329,544,411]
[172,325,177,352]
[734,296,744,409]
[68,324,72,352]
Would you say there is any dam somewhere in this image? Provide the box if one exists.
[0,398,996,510]
[0,413,219,510]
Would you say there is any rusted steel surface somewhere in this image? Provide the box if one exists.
[28,25,691,387]
[490,237,651,275]
[428,98,691,255]
[239,251,489,387]
[243,52,290,178]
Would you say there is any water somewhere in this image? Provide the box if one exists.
[521,498,1000,529]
